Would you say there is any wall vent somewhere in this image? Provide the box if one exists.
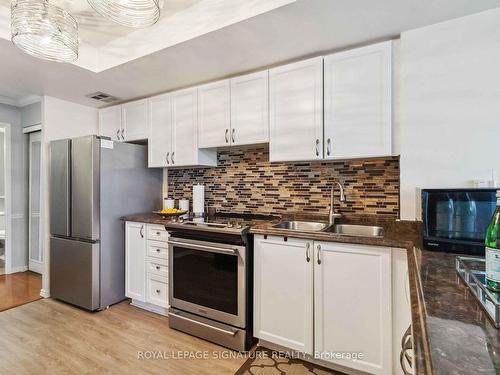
[86,91,119,103]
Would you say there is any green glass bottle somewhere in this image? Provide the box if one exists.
[486,191,500,292]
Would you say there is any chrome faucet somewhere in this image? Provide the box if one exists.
[329,182,346,226]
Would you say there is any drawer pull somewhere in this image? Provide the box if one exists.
[156,266,160,270]
[156,231,161,235]
[156,249,161,253]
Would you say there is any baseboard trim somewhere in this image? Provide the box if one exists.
[40,289,50,298]
[130,299,168,316]
[10,265,28,273]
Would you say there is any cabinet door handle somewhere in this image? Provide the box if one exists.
[140,225,144,238]
[315,139,320,157]
[326,138,331,156]
[305,243,311,262]
[171,152,175,164]
[317,244,322,265]
[116,129,120,140]
[231,128,235,143]
[121,128,125,140]
[156,289,161,294]
[156,266,161,270]
[166,152,170,165]
[156,249,161,253]
[225,129,229,143]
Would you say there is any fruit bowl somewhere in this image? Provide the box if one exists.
[153,209,188,218]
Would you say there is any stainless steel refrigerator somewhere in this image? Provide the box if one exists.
[50,135,162,311]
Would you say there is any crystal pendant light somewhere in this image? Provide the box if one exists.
[87,0,160,28]
[11,0,78,63]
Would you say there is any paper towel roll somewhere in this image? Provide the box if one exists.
[179,199,189,212]
[193,184,205,215]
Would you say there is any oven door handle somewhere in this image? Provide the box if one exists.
[168,312,238,336]
[169,240,238,256]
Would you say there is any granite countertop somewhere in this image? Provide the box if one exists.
[412,250,500,374]
[122,212,499,374]
[249,215,417,251]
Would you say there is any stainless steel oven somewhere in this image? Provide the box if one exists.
[168,237,247,328]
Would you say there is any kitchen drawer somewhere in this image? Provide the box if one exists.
[147,257,168,278]
[147,224,169,242]
[147,273,168,308]
[147,240,168,260]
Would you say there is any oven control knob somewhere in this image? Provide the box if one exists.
[227,223,234,228]
[171,217,177,223]
[236,223,243,229]
[178,217,184,223]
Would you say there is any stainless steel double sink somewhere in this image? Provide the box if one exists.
[272,220,384,237]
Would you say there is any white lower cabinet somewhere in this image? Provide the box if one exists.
[125,222,146,302]
[314,241,392,375]
[254,236,314,354]
[125,221,169,314]
[254,235,409,375]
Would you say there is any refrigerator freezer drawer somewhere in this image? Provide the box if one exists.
[50,237,100,311]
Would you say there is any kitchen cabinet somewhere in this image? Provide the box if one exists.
[254,236,314,354]
[125,222,169,314]
[324,41,392,159]
[230,71,269,146]
[254,235,402,375]
[172,87,217,167]
[198,80,231,148]
[314,241,392,375]
[125,221,146,302]
[269,57,324,162]
[393,248,413,375]
[99,105,122,142]
[148,88,216,168]
[122,99,148,142]
[148,93,173,168]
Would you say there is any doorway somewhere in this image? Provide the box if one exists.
[0,123,10,276]
[28,131,42,274]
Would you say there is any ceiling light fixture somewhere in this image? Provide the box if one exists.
[11,0,79,63]
[87,0,161,28]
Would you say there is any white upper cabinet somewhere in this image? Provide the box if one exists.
[99,105,122,142]
[198,80,231,148]
[269,57,324,162]
[172,87,217,167]
[324,41,392,159]
[122,99,149,142]
[230,71,269,146]
[148,94,173,168]
[254,235,314,354]
[314,241,392,375]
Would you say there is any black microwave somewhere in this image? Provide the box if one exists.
[422,188,498,255]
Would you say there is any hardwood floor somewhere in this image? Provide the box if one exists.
[0,299,247,375]
[0,271,42,312]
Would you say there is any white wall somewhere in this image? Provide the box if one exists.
[40,96,98,296]
[0,103,29,272]
[398,8,500,220]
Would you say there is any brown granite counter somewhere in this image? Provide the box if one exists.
[121,213,172,225]
[412,249,500,375]
[250,217,417,251]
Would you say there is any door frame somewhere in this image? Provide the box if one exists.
[28,131,43,273]
[0,123,12,275]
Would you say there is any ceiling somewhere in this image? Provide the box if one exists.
[0,0,499,107]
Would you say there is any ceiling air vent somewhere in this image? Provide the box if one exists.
[86,91,119,103]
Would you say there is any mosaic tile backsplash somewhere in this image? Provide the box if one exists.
[167,147,400,217]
